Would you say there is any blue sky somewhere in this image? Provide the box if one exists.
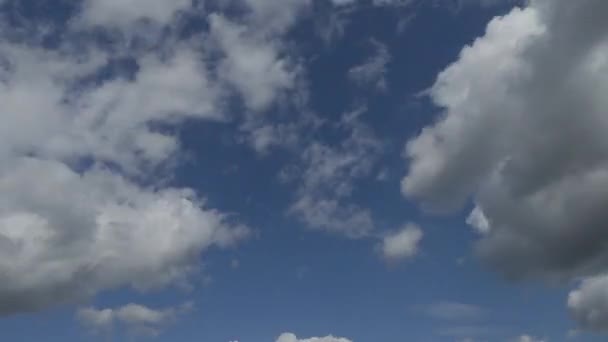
[1,1,608,342]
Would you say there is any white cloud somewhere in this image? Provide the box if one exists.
[0,158,248,314]
[348,39,391,91]
[287,107,383,238]
[402,5,545,211]
[380,224,423,261]
[0,3,256,315]
[210,13,297,112]
[402,0,608,284]
[276,333,353,342]
[0,0,327,317]
[203,1,314,154]
[203,1,311,116]
[568,275,608,332]
[0,36,222,174]
[78,302,193,336]
[466,206,490,234]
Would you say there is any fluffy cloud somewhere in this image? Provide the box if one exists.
[2,1,389,316]
[211,0,311,113]
[276,333,353,342]
[568,275,608,332]
[0,158,248,314]
[401,0,608,332]
[380,224,423,261]
[0,2,263,315]
[78,302,193,336]
[402,0,608,283]
[205,0,311,154]
[0,0,328,316]
[210,13,297,112]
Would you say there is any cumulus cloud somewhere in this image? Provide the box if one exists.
[568,275,608,332]
[399,0,608,333]
[77,302,193,336]
[0,1,278,315]
[0,159,247,314]
[348,39,391,91]
[380,224,423,261]
[276,333,353,342]
[402,0,608,284]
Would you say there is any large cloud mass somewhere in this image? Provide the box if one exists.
[0,158,248,314]
[0,0,394,316]
[0,0,309,315]
[403,0,608,281]
[402,0,608,332]
[568,275,608,332]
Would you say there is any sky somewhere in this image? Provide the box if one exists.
[1,0,608,341]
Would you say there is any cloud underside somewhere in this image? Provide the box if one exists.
[401,0,608,331]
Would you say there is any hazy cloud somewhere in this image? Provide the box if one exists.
[78,302,193,336]
[380,224,423,261]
